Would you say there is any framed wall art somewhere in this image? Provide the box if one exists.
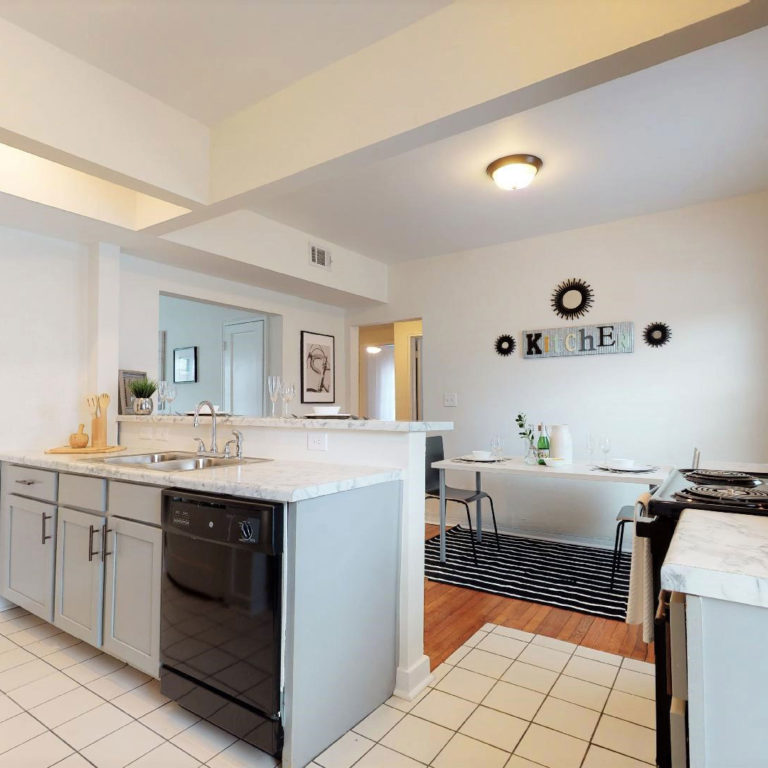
[173,346,199,383]
[118,369,147,414]
[301,331,335,403]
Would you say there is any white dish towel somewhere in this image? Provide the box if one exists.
[626,491,654,643]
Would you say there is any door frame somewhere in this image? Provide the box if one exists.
[222,318,267,415]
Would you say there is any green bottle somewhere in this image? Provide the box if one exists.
[537,423,550,465]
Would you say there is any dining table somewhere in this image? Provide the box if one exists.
[431,456,671,562]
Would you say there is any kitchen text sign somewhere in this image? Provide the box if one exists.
[522,322,634,359]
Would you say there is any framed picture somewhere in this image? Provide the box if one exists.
[118,369,147,415]
[174,346,198,383]
[301,331,335,403]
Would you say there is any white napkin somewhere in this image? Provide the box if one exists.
[626,491,654,643]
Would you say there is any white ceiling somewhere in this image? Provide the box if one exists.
[249,26,768,263]
[0,0,449,125]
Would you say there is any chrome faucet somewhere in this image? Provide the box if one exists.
[193,400,219,454]
[224,430,244,459]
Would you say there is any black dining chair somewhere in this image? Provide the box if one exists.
[610,505,634,590]
[425,435,501,565]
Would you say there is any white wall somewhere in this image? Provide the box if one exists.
[349,191,768,546]
[0,226,90,451]
[120,254,348,414]
[159,295,263,414]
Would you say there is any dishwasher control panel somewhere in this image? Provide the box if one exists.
[162,490,282,555]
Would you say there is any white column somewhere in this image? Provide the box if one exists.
[393,431,432,699]
[88,243,121,445]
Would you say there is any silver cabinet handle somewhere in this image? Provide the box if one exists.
[88,524,99,562]
[41,512,52,544]
[101,526,112,562]
[15,479,37,486]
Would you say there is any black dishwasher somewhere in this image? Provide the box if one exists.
[160,489,283,757]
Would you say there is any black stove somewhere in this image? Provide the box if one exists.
[649,467,768,518]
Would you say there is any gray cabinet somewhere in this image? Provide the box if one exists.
[0,494,56,620]
[103,517,162,676]
[54,507,106,646]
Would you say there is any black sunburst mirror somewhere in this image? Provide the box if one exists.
[495,334,516,356]
[551,278,594,319]
[644,322,672,348]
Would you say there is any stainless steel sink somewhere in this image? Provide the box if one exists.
[103,452,197,465]
[100,452,271,471]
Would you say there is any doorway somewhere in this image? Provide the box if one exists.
[223,319,265,415]
[358,319,423,420]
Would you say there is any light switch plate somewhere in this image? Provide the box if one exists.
[443,392,458,407]
[307,432,328,451]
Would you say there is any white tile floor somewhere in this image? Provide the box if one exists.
[0,607,656,768]
[0,606,277,767]
[313,622,656,768]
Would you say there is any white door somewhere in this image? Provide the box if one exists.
[55,507,105,646]
[223,319,265,415]
[103,518,162,677]
[0,495,56,620]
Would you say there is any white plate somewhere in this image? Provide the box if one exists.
[595,463,656,473]
[458,455,501,463]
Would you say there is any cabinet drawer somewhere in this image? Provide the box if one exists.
[108,481,162,526]
[59,474,107,513]
[3,464,57,503]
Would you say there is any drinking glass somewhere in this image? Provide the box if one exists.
[165,383,177,414]
[157,381,168,414]
[599,436,611,462]
[281,382,295,418]
[490,434,503,458]
[268,376,282,417]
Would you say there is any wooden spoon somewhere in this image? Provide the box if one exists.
[98,393,110,416]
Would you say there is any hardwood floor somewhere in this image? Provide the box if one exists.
[423,524,653,668]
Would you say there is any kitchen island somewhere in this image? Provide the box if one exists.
[0,449,404,767]
[118,414,453,701]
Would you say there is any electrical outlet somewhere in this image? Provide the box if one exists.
[307,432,328,451]
[443,392,458,407]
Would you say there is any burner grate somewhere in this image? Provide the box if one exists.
[674,484,768,507]
[683,469,760,487]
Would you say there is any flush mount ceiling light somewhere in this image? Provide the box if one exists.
[366,346,383,355]
[486,154,543,190]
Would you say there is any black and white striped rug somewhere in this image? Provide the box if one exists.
[425,526,631,620]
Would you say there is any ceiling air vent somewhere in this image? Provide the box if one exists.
[309,243,331,269]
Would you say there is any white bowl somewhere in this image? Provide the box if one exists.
[544,457,566,467]
[607,458,635,469]
[471,450,493,460]
[312,406,341,415]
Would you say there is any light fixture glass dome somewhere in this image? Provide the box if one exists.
[366,345,383,355]
[486,154,543,190]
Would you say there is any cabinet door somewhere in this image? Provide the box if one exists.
[103,518,161,677]
[54,507,105,646]
[0,494,56,621]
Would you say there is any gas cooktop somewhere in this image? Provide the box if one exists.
[649,468,768,517]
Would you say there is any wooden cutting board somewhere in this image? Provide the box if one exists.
[45,445,127,455]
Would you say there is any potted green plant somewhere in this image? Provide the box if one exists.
[129,378,158,415]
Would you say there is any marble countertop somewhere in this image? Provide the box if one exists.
[118,415,453,432]
[662,509,768,608]
[0,450,402,503]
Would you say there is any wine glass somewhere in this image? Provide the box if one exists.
[268,376,282,417]
[599,436,611,463]
[281,382,295,418]
[165,383,177,414]
[490,434,503,459]
[157,381,168,414]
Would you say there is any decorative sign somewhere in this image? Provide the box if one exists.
[522,322,634,359]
